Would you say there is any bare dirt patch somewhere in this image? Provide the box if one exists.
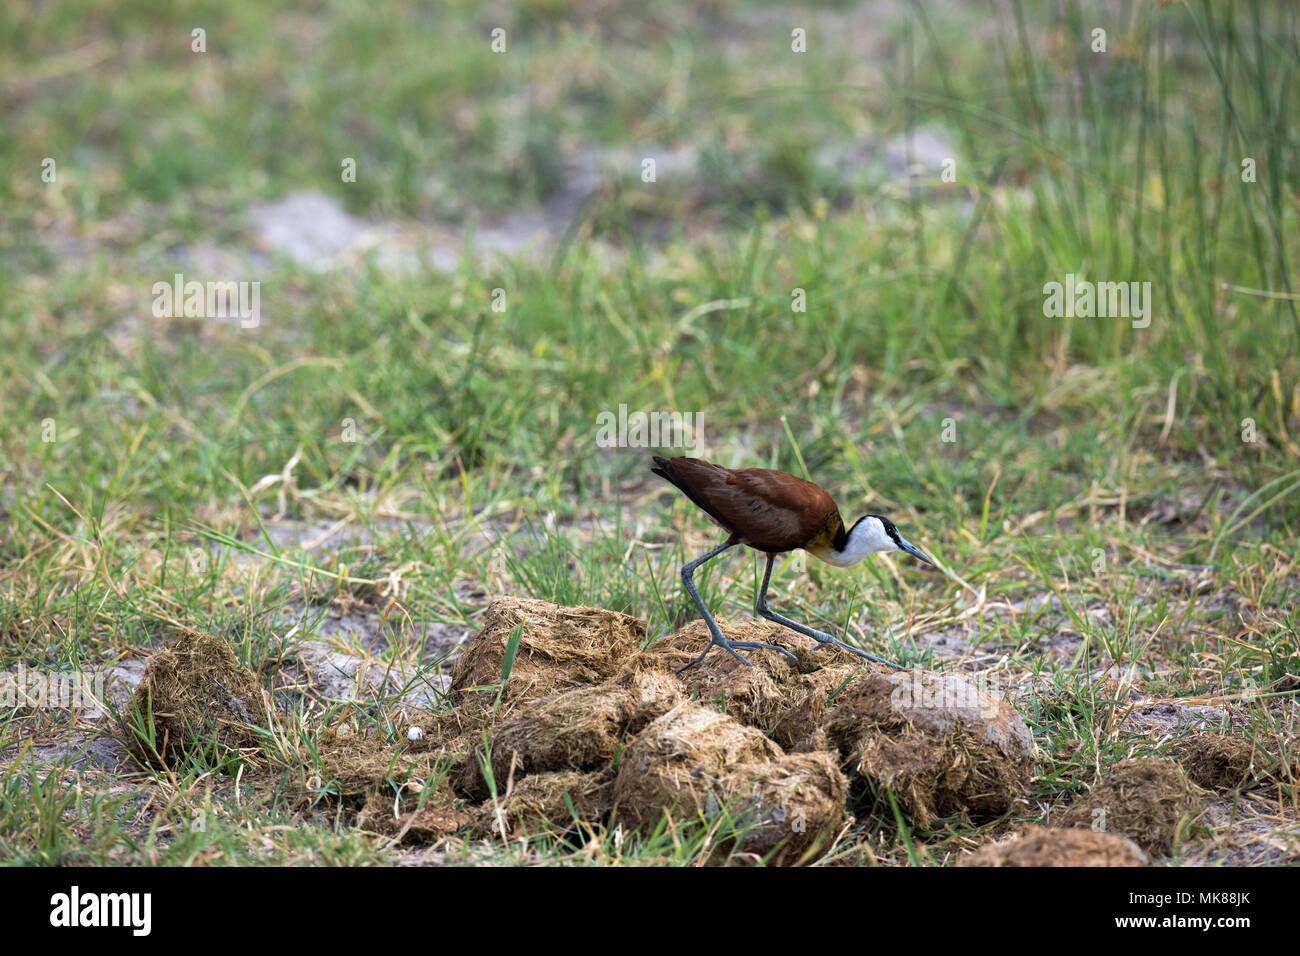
[1184,792,1300,865]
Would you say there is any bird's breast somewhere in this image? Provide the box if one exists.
[802,511,845,564]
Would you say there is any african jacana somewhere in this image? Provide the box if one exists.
[651,455,933,671]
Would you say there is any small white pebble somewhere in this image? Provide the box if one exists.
[407,726,424,741]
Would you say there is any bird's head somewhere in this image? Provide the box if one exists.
[823,514,934,568]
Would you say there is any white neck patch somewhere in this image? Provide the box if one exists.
[817,516,897,567]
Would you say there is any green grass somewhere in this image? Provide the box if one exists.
[0,0,1297,865]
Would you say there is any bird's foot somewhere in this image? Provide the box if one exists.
[810,633,906,670]
[677,635,799,673]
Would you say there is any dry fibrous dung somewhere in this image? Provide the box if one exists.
[122,599,1041,862]
[1054,758,1209,855]
[122,629,271,768]
[450,597,645,715]
[960,825,1148,867]
[1172,733,1297,792]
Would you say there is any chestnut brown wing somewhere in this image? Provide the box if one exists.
[657,456,839,552]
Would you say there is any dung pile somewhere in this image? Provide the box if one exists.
[611,702,846,860]
[302,710,482,844]
[611,702,782,822]
[471,770,614,838]
[119,599,1036,862]
[457,673,682,799]
[636,623,863,750]
[382,603,1028,856]
[121,629,271,767]
[352,605,1031,856]
[450,598,644,715]
[308,712,474,797]
[637,621,1035,829]
[960,825,1148,867]
[821,666,1033,825]
[1054,758,1209,855]
[1172,733,1296,792]
[358,784,474,844]
[454,608,1029,855]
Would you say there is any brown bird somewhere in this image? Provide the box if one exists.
[651,455,933,671]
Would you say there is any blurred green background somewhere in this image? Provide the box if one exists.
[1,0,1299,861]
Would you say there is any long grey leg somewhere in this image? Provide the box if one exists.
[678,539,798,672]
[756,554,904,670]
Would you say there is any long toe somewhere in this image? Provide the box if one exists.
[864,652,906,670]
[677,638,752,673]
[729,640,799,663]
[815,635,905,669]
[719,642,756,667]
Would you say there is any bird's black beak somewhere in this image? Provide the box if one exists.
[898,536,934,566]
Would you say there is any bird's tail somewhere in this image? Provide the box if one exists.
[649,454,674,482]
[650,455,730,528]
